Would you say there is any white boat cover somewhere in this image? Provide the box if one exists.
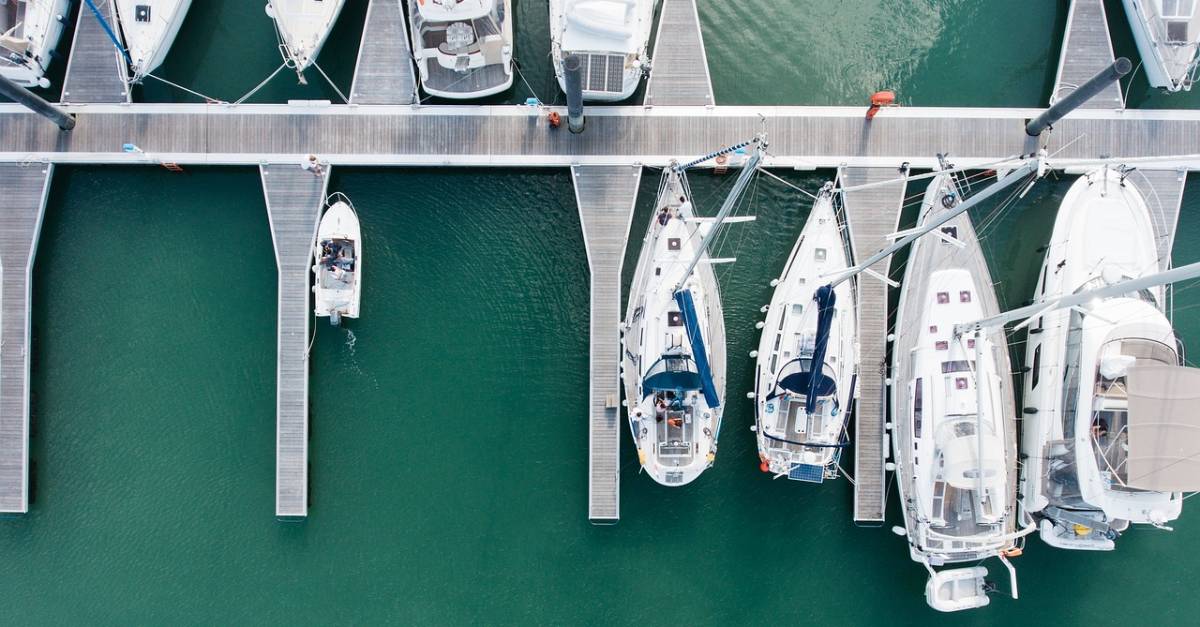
[1126,364,1200,491]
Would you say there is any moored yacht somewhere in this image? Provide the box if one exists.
[549,0,655,101]
[0,0,70,88]
[312,193,361,326]
[753,183,858,482]
[114,0,192,81]
[891,168,1025,612]
[265,0,346,79]
[1123,0,1200,91]
[408,0,514,99]
[1019,166,1200,549]
[622,139,763,486]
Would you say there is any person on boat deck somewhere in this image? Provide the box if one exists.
[657,207,670,226]
[331,265,346,282]
[655,397,668,423]
[1092,416,1109,442]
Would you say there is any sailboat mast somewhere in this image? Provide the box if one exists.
[828,160,1039,288]
[955,259,1200,336]
[672,139,765,293]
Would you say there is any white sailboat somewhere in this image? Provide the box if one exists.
[265,0,345,79]
[114,0,191,81]
[1124,0,1200,91]
[312,193,361,326]
[1018,165,1200,549]
[622,139,763,486]
[890,164,1034,612]
[549,0,655,101]
[752,182,858,482]
[407,0,514,99]
[0,0,70,88]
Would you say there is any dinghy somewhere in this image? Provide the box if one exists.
[0,0,71,88]
[312,193,361,326]
[266,0,345,79]
[549,0,655,101]
[114,0,192,81]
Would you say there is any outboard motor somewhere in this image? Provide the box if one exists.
[329,310,341,327]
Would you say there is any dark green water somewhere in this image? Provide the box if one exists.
[5,0,1200,624]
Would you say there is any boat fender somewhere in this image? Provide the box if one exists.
[759,460,770,472]
[703,427,711,437]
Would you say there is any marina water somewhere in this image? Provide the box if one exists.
[4,0,1199,623]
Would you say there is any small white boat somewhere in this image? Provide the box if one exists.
[0,0,71,88]
[622,140,762,486]
[753,182,858,482]
[312,193,361,325]
[407,0,514,99]
[114,0,192,81]
[1123,0,1200,91]
[265,0,345,78]
[1019,166,1200,549]
[549,0,655,101]
[890,166,1026,611]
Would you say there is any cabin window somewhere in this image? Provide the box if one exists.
[941,360,973,374]
[935,340,949,350]
[967,338,976,349]
[937,292,950,304]
[929,325,938,334]
[1167,21,1190,43]
[814,248,827,261]
[1031,345,1041,389]
[668,238,681,251]
[136,5,151,22]
[1163,0,1193,16]
[956,377,969,390]
[959,290,972,303]
[913,378,923,437]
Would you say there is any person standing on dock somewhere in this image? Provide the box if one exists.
[302,154,324,177]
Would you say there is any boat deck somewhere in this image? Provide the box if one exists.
[839,167,907,525]
[350,0,417,105]
[0,163,51,514]
[1053,0,1122,109]
[423,62,510,97]
[261,164,327,519]
[61,0,130,104]
[644,0,713,106]
[573,165,641,523]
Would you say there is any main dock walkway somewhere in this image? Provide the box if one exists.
[261,164,327,519]
[1053,0,1122,109]
[839,167,907,525]
[61,0,129,104]
[573,166,641,523]
[645,0,714,106]
[350,0,417,105]
[5,105,1200,169]
[0,164,51,514]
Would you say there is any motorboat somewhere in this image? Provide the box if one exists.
[549,0,655,101]
[752,182,857,483]
[0,0,70,88]
[1123,0,1200,91]
[1019,165,1200,549]
[312,193,361,325]
[407,0,513,99]
[265,0,345,79]
[890,166,1026,611]
[114,0,192,81]
[621,139,762,486]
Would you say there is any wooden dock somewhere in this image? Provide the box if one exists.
[1052,0,1122,109]
[0,163,51,514]
[1128,168,1188,272]
[6,105,1200,170]
[572,165,641,523]
[261,164,327,519]
[839,167,907,525]
[644,0,714,106]
[61,0,130,104]
[350,0,417,105]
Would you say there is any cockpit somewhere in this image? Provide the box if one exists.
[642,355,703,460]
[763,358,839,447]
[318,238,355,289]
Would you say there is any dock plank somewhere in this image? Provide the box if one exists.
[839,167,906,524]
[0,163,51,514]
[261,164,327,519]
[1052,0,1122,109]
[62,0,130,104]
[645,0,714,106]
[350,0,417,105]
[573,165,641,523]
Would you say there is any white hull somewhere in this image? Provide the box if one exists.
[1019,166,1182,549]
[266,0,346,72]
[312,197,361,323]
[549,0,655,101]
[115,0,192,80]
[621,169,724,486]
[1123,0,1200,91]
[408,0,514,100]
[0,0,71,88]
[753,184,857,481]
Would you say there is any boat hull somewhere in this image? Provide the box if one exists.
[312,199,362,321]
[116,0,192,80]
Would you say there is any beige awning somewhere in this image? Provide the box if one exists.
[1126,365,1200,492]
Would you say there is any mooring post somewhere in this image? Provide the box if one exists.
[0,75,75,130]
[564,54,585,134]
[1026,57,1132,136]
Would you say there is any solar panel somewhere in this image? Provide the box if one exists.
[788,463,825,483]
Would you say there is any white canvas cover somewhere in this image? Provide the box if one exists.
[1126,364,1200,491]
